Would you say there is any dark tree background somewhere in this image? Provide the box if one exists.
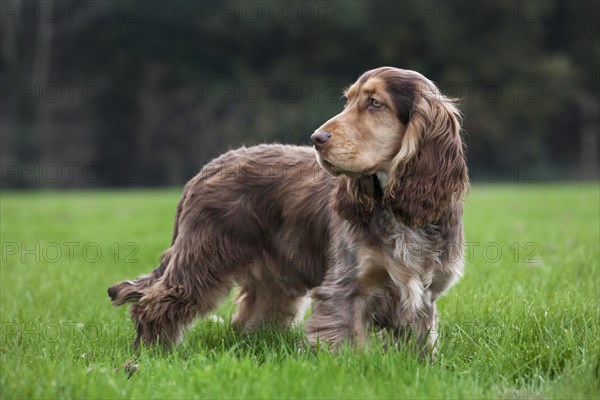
[1,0,598,187]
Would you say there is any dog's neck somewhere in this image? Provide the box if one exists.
[375,171,388,191]
[371,171,387,205]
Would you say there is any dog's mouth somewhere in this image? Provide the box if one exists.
[315,152,365,178]
[319,157,343,175]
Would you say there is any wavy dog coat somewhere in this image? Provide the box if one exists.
[108,67,469,353]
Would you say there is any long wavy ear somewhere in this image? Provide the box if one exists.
[333,175,376,226]
[383,91,469,228]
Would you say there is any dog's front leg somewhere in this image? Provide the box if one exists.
[391,303,439,361]
[417,303,439,362]
[305,286,368,350]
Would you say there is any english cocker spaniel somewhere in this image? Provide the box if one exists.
[108,67,469,356]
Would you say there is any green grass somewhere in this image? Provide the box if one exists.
[1,185,599,399]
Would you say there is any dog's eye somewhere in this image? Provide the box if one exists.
[369,98,383,108]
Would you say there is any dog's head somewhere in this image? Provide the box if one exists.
[312,67,469,227]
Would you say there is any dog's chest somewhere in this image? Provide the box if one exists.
[356,216,443,324]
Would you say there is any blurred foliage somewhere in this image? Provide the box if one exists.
[1,0,598,187]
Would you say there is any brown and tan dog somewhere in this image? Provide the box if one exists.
[108,67,469,355]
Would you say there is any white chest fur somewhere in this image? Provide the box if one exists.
[355,221,460,324]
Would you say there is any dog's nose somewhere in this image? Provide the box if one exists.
[311,130,331,149]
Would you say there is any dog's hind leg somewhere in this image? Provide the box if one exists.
[130,270,233,348]
[231,283,308,330]
[129,279,199,348]
[130,234,242,348]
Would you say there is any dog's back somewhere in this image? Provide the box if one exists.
[108,144,335,346]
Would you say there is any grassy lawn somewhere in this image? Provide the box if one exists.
[1,185,599,399]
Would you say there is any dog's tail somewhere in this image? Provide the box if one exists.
[108,188,189,307]
[107,262,168,306]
